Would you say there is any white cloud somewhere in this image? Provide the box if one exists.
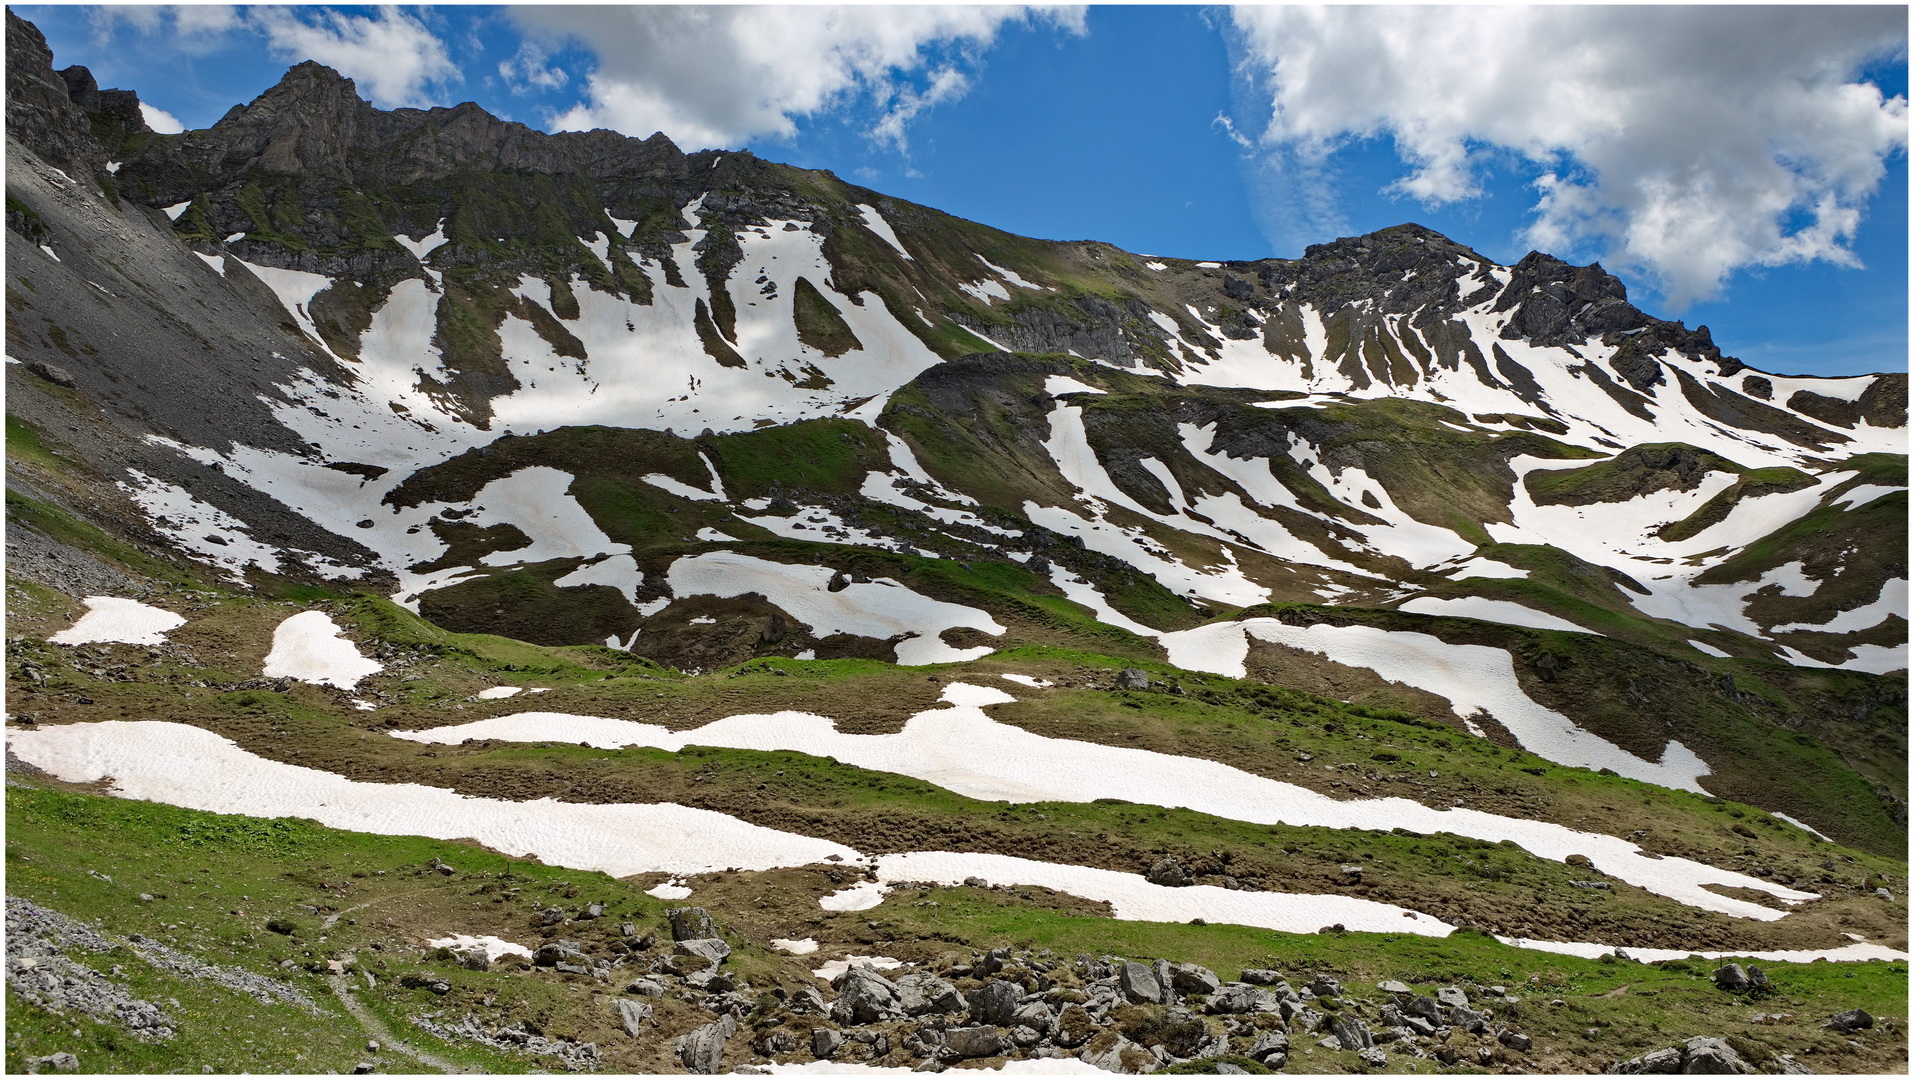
[251,5,458,109]
[138,102,184,135]
[510,5,1085,151]
[1228,6,1908,305]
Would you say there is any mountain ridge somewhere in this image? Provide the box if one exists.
[5,11,1907,1074]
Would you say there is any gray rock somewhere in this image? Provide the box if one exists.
[1357,1047,1387,1068]
[1607,1046,1686,1074]
[786,985,828,1014]
[1403,995,1442,1024]
[615,998,652,1037]
[675,1015,737,1075]
[1401,1014,1438,1038]
[1117,668,1149,690]
[1376,979,1413,996]
[1772,1054,1814,1074]
[1331,1015,1373,1050]
[1079,1032,1152,1074]
[1448,1005,1487,1033]
[811,1028,844,1059]
[1712,964,1751,991]
[969,979,1024,1026]
[1246,1029,1289,1063]
[580,901,604,920]
[538,906,565,925]
[1205,983,1274,1015]
[28,1053,79,1074]
[667,907,716,941]
[674,938,732,966]
[831,966,907,1025]
[1825,1008,1874,1033]
[1119,960,1164,1004]
[1011,1000,1055,1035]
[625,977,665,996]
[683,967,733,993]
[1170,963,1221,996]
[1680,1036,1753,1074]
[1144,858,1187,887]
[895,972,965,1016]
[1308,975,1344,999]
[944,1026,1004,1059]
[1239,969,1283,985]
[25,361,75,388]
[534,940,585,967]
[1435,985,1469,1010]
[1372,1026,1411,1044]
[1498,1030,1532,1052]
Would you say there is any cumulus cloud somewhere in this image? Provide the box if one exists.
[510,5,1085,151]
[138,102,184,135]
[85,5,241,55]
[252,5,458,108]
[1228,5,1908,305]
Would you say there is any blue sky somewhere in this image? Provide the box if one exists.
[21,4,1908,376]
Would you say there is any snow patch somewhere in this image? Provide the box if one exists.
[1399,596,1593,634]
[427,934,531,963]
[262,611,382,690]
[50,597,186,646]
[856,204,911,260]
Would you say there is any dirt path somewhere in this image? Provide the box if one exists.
[327,972,470,1074]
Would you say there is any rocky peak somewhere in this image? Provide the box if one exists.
[6,8,104,173]
[1263,222,1501,321]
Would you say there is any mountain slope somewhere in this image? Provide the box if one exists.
[6,12,1906,1074]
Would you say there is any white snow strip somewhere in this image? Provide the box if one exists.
[1770,812,1827,840]
[1495,938,1906,964]
[856,204,911,260]
[393,224,448,261]
[50,597,186,646]
[976,256,1041,290]
[1000,674,1053,688]
[476,687,524,700]
[818,881,889,912]
[1830,484,1903,510]
[1447,557,1530,581]
[1044,375,1105,397]
[552,554,644,605]
[394,683,1802,920]
[1050,572,1159,636]
[1164,619,1709,792]
[880,851,1447,936]
[38,244,59,262]
[771,938,819,956]
[640,472,725,500]
[262,611,382,690]
[162,201,191,221]
[193,251,225,276]
[1772,579,1906,634]
[666,551,1003,665]
[1145,261,1168,271]
[1689,640,1731,658]
[1398,596,1594,635]
[7,722,862,879]
[646,881,693,900]
[811,956,904,982]
[427,934,532,962]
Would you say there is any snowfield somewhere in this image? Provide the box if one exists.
[261,611,383,690]
[50,597,186,646]
[393,683,1798,919]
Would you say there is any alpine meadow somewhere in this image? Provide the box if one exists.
[3,6,1908,1076]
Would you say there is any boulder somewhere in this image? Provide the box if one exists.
[1205,983,1274,1015]
[534,940,585,967]
[1309,976,1344,999]
[1357,1047,1387,1068]
[895,972,965,1016]
[1825,1008,1874,1033]
[944,1026,1004,1059]
[1330,1015,1372,1050]
[1170,963,1221,996]
[1117,668,1150,690]
[1377,980,1413,996]
[1011,1001,1055,1036]
[616,998,652,1037]
[1119,960,1164,1004]
[787,985,828,1014]
[1680,1036,1753,1074]
[1498,1030,1532,1052]
[1712,964,1751,992]
[970,978,1024,1026]
[1079,1031,1154,1074]
[1436,986,1469,1010]
[674,938,732,966]
[24,361,75,388]
[1054,1004,1097,1048]
[1145,858,1188,887]
[1239,969,1284,985]
[674,1015,736,1074]
[831,966,907,1025]
[810,1028,843,1059]
[668,907,717,941]
[1245,1029,1289,1063]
